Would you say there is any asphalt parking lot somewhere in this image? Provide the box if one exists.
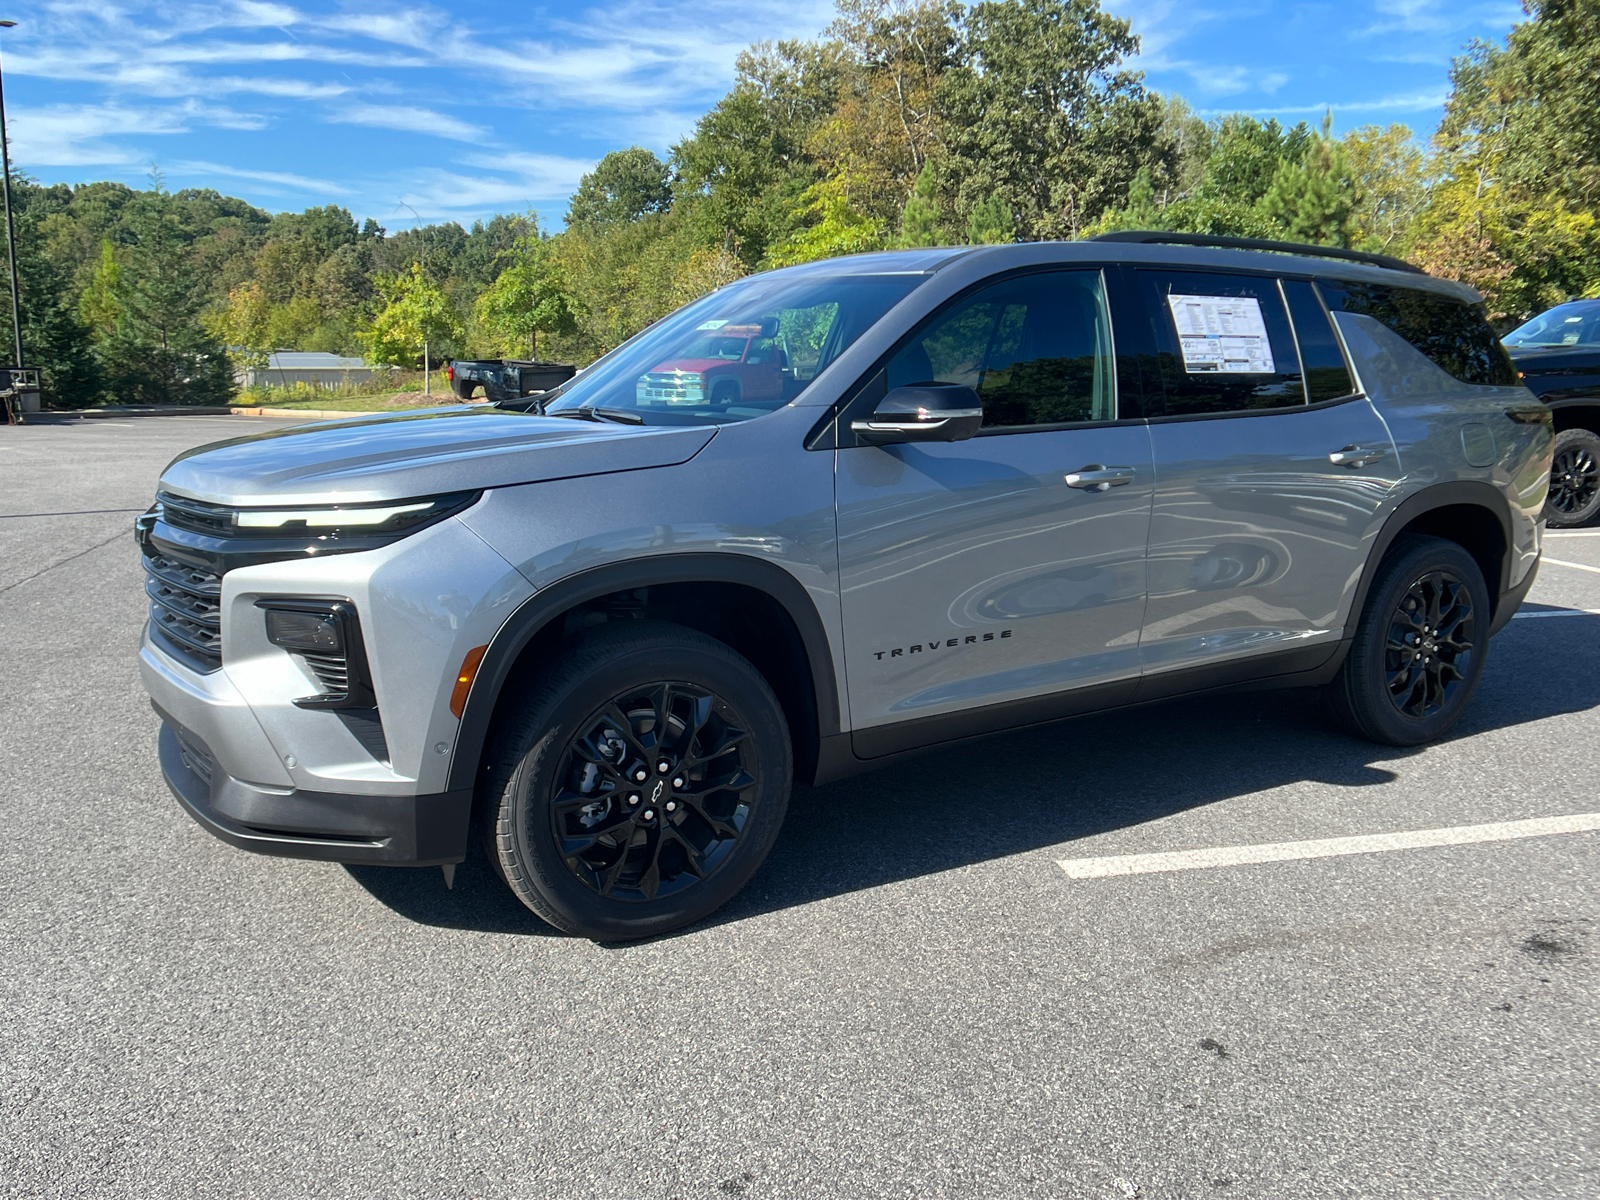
[2,414,1596,1199]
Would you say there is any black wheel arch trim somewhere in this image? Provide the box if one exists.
[1345,480,1516,643]
[447,553,843,793]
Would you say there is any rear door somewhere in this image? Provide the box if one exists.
[834,268,1155,756]
[1120,268,1396,690]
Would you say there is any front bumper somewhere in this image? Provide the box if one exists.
[156,706,472,866]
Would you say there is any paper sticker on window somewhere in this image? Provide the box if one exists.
[1166,294,1276,374]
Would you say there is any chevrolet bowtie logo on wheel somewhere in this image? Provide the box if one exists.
[651,780,665,803]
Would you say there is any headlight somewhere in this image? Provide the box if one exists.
[157,490,480,544]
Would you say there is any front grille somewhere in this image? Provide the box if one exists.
[637,372,704,405]
[156,492,237,537]
[143,551,223,671]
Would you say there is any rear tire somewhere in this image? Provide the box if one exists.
[1325,536,1491,746]
[481,621,791,940]
[1545,427,1600,528]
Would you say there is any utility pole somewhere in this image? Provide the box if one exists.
[0,20,23,372]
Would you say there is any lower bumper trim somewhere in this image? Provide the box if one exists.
[155,711,472,866]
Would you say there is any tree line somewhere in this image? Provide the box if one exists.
[7,0,1597,408]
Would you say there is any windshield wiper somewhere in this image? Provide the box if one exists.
[546,404,645,425]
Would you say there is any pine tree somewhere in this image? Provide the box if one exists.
[892,165,944,248]
[7,213,100,407]
[1257,113,1356,247]
[99,180,234,405]
[965,196,1015,245]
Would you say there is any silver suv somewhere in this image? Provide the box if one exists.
[138,235,1553,939]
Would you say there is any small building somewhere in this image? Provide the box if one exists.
[237,352,391,389]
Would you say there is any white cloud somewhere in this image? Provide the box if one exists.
[8,100,264,166]
[329,104,487,143]
[168,160,353,195]
[1199,91,1449,117]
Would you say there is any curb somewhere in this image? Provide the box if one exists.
[36,405,392,420]
[228,406,387,419]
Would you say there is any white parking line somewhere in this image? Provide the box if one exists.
[1056,812,1600,880]
[1514,607,1600,619]
[1542,557,1600,575]
[1544,530,1600,538]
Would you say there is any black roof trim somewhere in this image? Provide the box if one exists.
[1089,230,1426,276]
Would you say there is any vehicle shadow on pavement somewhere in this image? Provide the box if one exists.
[346,617,1600,939]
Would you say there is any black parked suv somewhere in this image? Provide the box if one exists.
[1504,298,1600,526]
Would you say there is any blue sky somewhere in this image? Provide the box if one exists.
[4,0,1526,230]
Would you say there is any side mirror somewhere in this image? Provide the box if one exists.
[850,384,982,445]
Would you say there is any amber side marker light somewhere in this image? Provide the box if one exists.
[450,645,490,718]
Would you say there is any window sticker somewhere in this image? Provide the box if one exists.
[1165,294,1276,374]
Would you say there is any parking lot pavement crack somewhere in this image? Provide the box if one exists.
[0,529,130,597]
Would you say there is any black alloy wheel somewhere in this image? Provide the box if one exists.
[482,621,791,940]
[1545,428,1600,527]
[551,683,757,902]
[1382,569,1476,721]
[1326,535,1491,746]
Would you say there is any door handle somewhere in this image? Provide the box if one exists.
[1328,445,1386,468]
[1064,465,1136,492]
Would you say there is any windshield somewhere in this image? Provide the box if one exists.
[540,271,929,424]
[1504,301,1600,348]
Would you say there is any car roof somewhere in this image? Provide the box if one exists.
[756,240,1481,304]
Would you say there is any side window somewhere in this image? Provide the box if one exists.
[1138,270,1304,416]
[1281,279,1355,402]
[1316,279,1519,386]
[886,269,1115,430]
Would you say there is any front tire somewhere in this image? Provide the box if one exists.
[482,621,791,940]
[1326,536,1491,746]
[1545,427,1600,528]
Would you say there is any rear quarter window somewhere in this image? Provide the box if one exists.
[1316,279,1518,387]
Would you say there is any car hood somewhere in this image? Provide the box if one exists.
[647,358,731,374]
[159,405,717,505]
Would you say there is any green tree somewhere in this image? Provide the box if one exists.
[965,195,1015,243]
[673,39,845,265]
[892,163,945,247]
[207,281,273,368]
[8,210,100,407]
[567,148,674,229]
[1257,114,1356,246]
[767,170,887,266]
[937,0,1172,240]
[473,220,579,358]
[77,239,121,340]
[98,182,234,406]
[1416,0,1600,318]
[1344,124,1431,253]
[362,262,465,377]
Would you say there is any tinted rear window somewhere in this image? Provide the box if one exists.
[1316,280,1518,387]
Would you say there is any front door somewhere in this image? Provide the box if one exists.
[1126,269,1396,688]
[834,268,1155,757]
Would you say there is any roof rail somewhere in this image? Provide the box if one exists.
[1089,230,1426,276]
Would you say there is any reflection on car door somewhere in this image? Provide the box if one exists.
[834,268,1156,757]
[1125,270,1396,690]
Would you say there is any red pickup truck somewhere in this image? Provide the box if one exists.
[635,320,787,410]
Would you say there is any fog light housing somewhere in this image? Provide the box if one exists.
[264,607,344,654]
[258,600,375,709]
